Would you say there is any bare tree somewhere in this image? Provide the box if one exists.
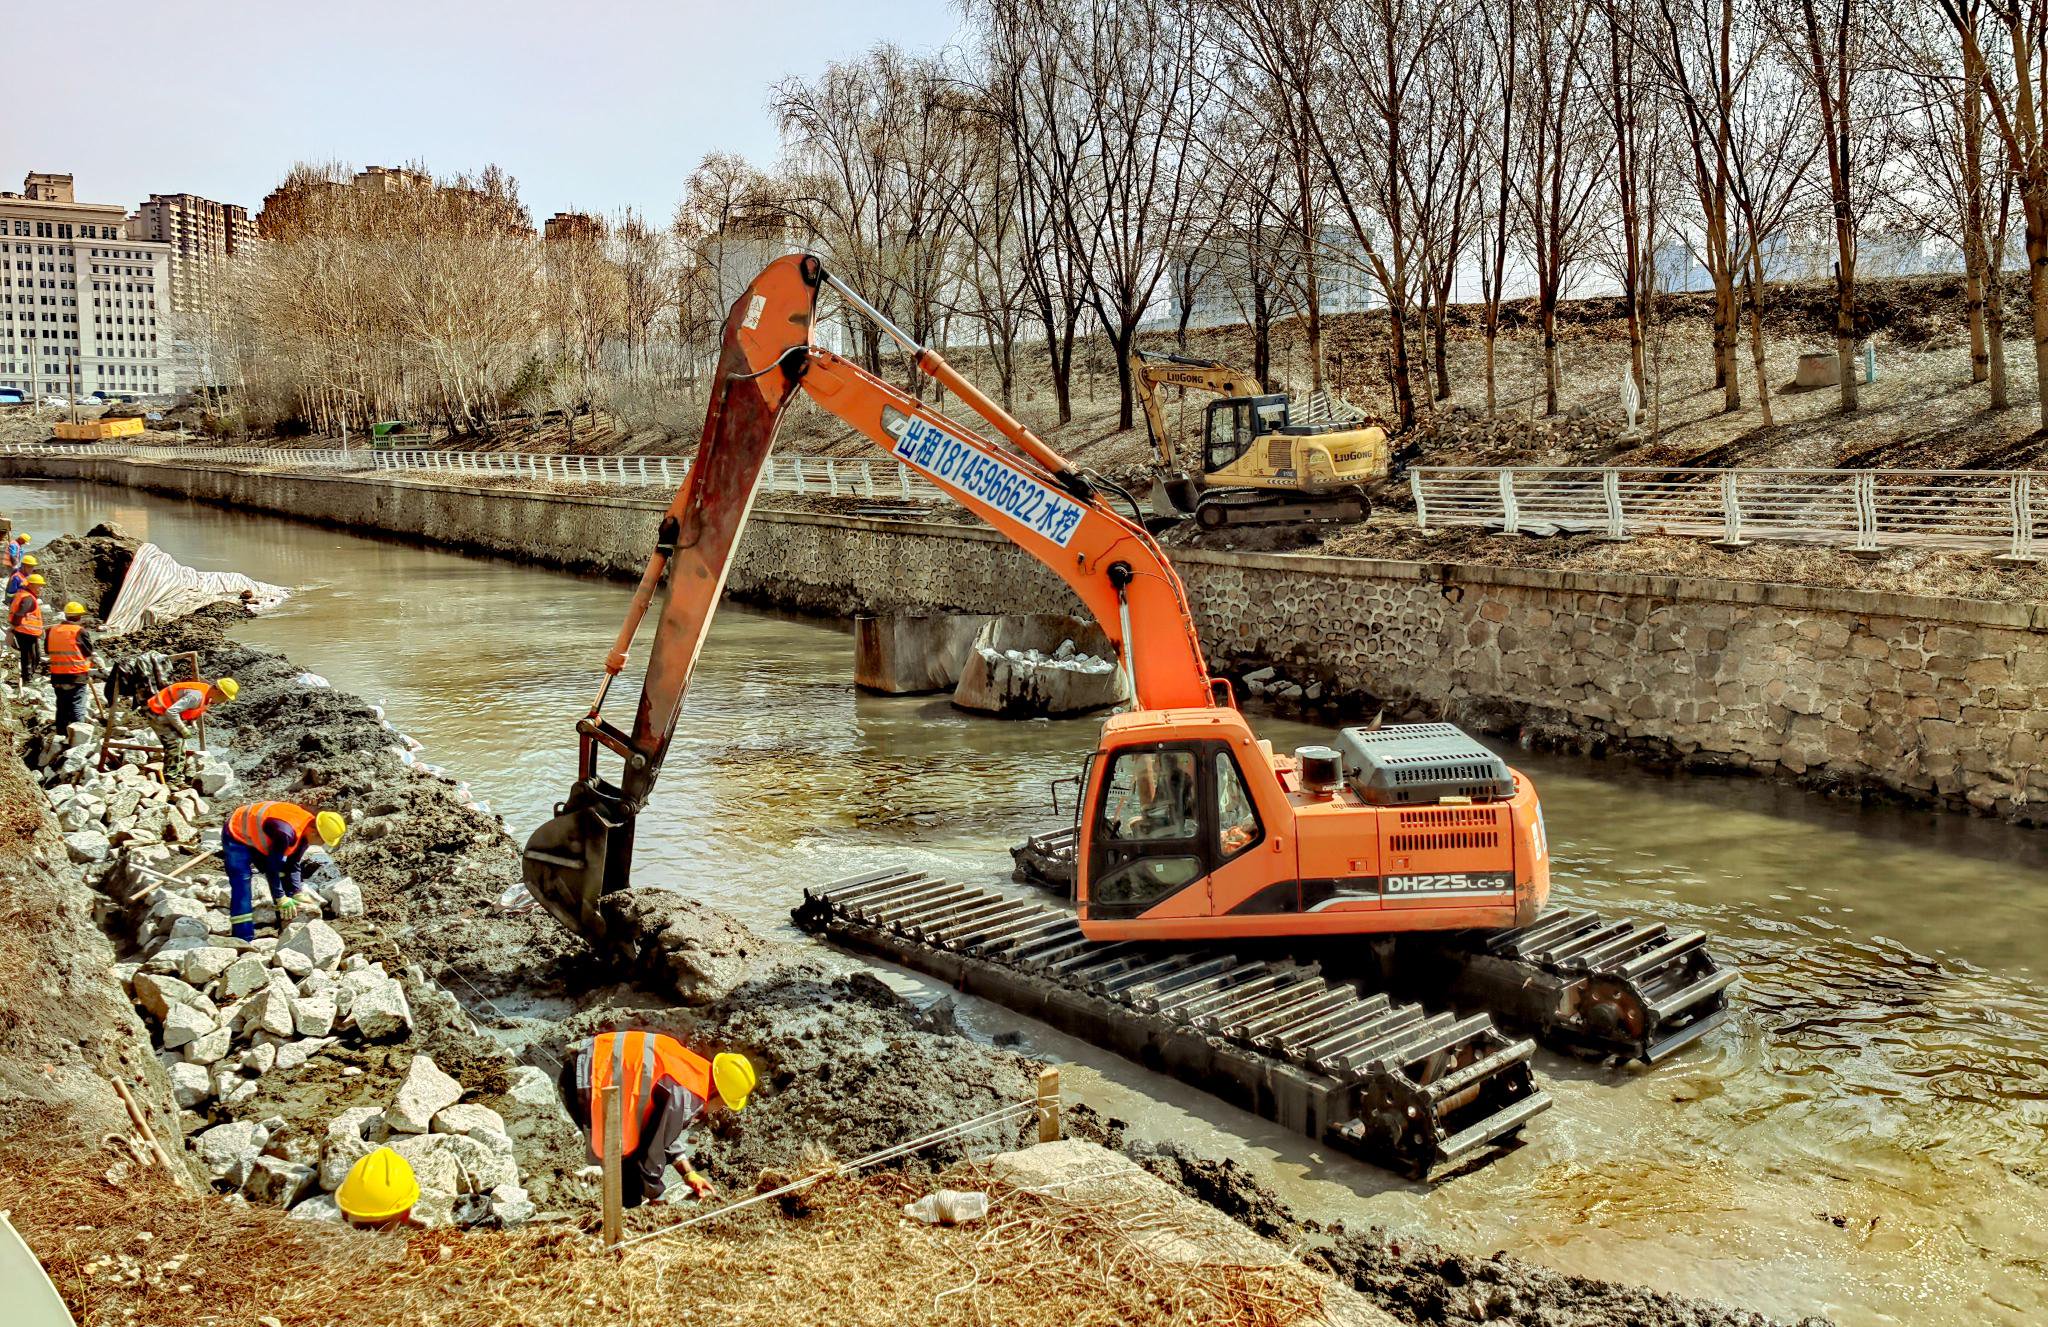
[1793,0,1866,411]
[1477,2,1520,414]
[1651,0,1744,410]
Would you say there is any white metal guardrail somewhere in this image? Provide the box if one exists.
[1409,465,2048,559]
[0,443,946,504]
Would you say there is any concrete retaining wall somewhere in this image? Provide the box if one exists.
[8,453,2046,823]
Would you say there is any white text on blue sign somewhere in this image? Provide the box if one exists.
[894,417,1085,547]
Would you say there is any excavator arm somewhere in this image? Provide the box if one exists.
[1129,349,1263,473]
[524,254,1215,941]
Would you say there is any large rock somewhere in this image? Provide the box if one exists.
[319,877,365,918]
[289,1192,345,1223]
[178,945,239,987]
[193,1120,266,1185]
[387,1054,462,1134]
[487,1184,535,1227]
[348,977,412,1041]
[160,1001,217,1050]
[293,994,337,1038]
[950,614,1128,718]
[196,759,236,797]
[239,987,295,1040]
[181,1023,233,1065]
[220,955,270,1000]
[245,1156,318,1208]
[436,1132,518,1194]
[320,1107,386,1192]
[280,919,345,972]
[63,829,111,863]
[854,612,988,694]
[133,971,213,1021]
[432,1103,507,1138]
[389,1133,463,1195]
[275,1036,333,1072]
[167,1061,212,1108]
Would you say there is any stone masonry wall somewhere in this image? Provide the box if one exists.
[6,455,2044,823]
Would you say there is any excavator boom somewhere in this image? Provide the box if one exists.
[525,254,1212,939]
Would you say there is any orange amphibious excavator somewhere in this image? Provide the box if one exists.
[525,255,1733,1176]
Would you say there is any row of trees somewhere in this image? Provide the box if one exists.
[206,0,2048,439]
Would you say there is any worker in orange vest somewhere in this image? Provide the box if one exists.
[222,800,347,941]
[46,602,96,732]
[143,676,237,789]
[558,1031,757,1208]
[9,572,45,680]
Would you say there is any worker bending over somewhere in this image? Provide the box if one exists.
[46,603,95,731]
[559,1030,756,1207]
[143,675,236,788]
[222,800,346,941]
[5,553,38,599]
[9,573,44,680]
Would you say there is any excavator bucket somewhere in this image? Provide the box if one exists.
[523,782,635,943]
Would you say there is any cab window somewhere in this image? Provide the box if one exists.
[1103,749,1198,841]
[1091,748,1203,915]
[1206,402,1252,471]
[1216,751,1261,859]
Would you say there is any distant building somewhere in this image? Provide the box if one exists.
[132,192,257,316]
[0,172,170,399]
[543,211,603,243]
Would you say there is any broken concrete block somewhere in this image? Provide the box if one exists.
[281,919,344,972]
[222,1079,259,1110]
[292,994,336,1038]
[436,1132,518,1194]
[243,1041,278,1076]
[290,1192,345,1222]
[220,955,269,1000]
[321,877,365,918]
[387,1055,462,1134]
[196,761,235,797]
[179,945,239,987]
[168,1061,212,1108]
[348,978,412,1041]
[245,1156,318,1209]
[319,1107,386,1191]
[273,945,313,979]
[390,1133,463,1195]
[63,829,111,863]
[162,808,197,844]
[65,720,95,748]
[275,1036,332,1072]
[409,1189,456,1228]
[298,969,336,999]
[108,786,142,822]
[241,988,295,1040]
[161,1002,217,1050]
[487,1183,535,1227]
[133,971,208,1021]
[182,1023,232,1066]
[194,1120,265,1183]
[432,1103,507,1139]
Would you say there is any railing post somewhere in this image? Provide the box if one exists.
[660,457,672,486]
[1601,468,1628,540]
[1717,471,1747,547]
[1852,471,1879,554]
[1410,469,1429,531]
[827,457,839,496]
[899,463,912,500]
[1498,469,1520,536]
[2002,474,2038,564]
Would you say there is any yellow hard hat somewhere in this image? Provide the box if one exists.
[712,1052,756,1111]
[26,574,43,586]
[62,602,84,617]
[17,535,27,544]
[215,677,239,700]
[20,555,34,567]
[337,1146,420,1223]
[315,810,347,845]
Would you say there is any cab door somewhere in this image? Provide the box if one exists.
[1083,742,1212,921]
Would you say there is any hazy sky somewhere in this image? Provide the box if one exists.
[14,0,961,222]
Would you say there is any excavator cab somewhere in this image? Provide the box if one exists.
[1202,394,1292,474]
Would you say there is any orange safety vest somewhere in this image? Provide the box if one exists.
[147,680,210,718]
[226,801,314,853]
[46,623,88,676]
[9,590,41,637]
[579,1031,711,1162]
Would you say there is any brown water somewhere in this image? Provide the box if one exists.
[11,478,2047,1326]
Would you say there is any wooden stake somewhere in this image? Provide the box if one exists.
[1036,1066,1061,1143]
[600,1081,623,1248]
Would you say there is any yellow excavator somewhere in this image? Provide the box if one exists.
[1131,349,1392,529]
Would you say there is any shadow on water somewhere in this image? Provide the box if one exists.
[8,477,2048,1325]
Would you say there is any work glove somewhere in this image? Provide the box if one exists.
[275,895,298,924]
[683,1169,714,1201]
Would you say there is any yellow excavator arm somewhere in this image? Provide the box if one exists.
[1129,350,1262,474]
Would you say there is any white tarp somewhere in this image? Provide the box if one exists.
[101,542,290,635]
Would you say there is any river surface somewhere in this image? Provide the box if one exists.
[9,478,2047,1326]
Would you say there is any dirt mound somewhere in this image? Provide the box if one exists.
[30,521,138,619]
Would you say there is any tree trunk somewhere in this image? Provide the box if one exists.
[1388,306,1416,429]
[1987,245,2010,410]
[1304,267,1325,391]
[1251,281,1273,387]
[1432,287,1451,403]
[1745,246,1773,428]
[1540,293,1560,416]
[2028,202,2048,428]
[1835,259,1859,413]
[1114,319,1138,432]
[1712,262,1740,410]
[1484,326,1498,415]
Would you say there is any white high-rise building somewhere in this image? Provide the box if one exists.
[0,172,171,399]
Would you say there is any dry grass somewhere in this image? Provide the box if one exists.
[6,1150,1326,1327]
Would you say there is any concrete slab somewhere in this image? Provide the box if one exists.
[987,1140,1399,1327]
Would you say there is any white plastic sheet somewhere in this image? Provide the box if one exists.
[102,542,290,635]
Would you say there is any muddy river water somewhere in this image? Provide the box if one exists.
[9,478,2046,1326]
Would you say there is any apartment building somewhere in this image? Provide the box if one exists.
[0,172,170,399]
[133,191,257,316]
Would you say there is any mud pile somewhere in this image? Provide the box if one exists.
[28,521,137,617]
[1068,1110,1828,1327]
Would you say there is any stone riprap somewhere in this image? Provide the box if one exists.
[5,454,2042,822]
